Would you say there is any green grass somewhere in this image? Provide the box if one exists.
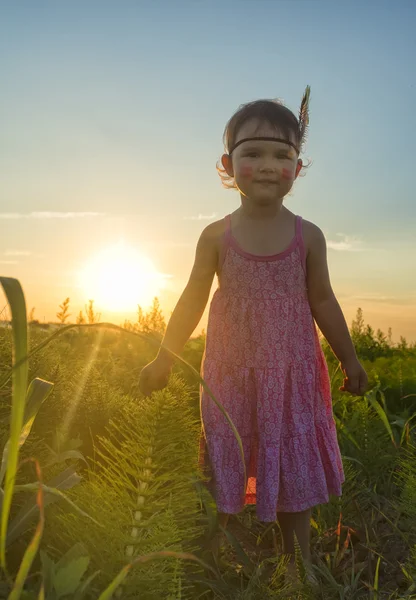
[1,280,416,598]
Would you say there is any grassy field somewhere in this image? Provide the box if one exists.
[1,278,416,599]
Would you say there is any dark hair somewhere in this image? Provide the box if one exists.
[217,99,305,189]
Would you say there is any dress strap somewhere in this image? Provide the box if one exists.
[295,215,307,278]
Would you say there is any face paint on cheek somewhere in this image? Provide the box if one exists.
[281,168,293,181]
[240,165,253,179]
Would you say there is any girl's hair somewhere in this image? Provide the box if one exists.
[217,98,307,189]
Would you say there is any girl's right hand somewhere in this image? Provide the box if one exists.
[339,358,368,396]
[138,356,172,397]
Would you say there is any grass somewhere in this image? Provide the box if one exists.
[1,277,416,598]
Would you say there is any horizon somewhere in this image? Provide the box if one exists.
[1,1,415,342]
[0,289,413,348]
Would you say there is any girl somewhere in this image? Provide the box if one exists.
[139,86,368,577]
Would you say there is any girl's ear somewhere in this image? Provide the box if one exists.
[221,154,234,177]
[295,158,303,178]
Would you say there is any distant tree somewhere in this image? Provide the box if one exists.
[376,327,392,354]
[387,327,393,345]
[351,307,365,338]
[28,307,39,324]
[398,336,408,351]
[350,307,395,360]
[85,300,101,324]
[56,297,71,324]
[376,328,386,345]
[122,318,132,330]
[76,310,86,325]
[136,297,166,337]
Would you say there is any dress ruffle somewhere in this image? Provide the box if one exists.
[200,360,344,521]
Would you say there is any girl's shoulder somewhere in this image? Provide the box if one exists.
[300,218,327,257]
[199,216,228,250]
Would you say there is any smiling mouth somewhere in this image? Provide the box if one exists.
[255,180,278,184]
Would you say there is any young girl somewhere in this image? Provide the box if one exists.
[139,86,368,577]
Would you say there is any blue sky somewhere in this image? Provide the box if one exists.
[1,0,415,340]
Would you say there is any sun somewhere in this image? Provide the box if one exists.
[79,241,167,313]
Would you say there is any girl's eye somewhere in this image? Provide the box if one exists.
[246,152,259,158]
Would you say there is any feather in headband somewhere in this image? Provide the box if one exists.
[298,85,311,152]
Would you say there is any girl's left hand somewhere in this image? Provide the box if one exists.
[339,358,368,396]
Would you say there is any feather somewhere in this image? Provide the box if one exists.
[298,85,311,151]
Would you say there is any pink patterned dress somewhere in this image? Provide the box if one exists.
[199,214,345,522]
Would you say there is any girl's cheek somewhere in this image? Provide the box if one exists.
[281,167,293,181]
[239,165,253,179]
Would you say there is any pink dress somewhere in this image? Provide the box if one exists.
[199,214,345,522]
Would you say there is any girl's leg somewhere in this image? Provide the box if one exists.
[276,507,320,587]
[276,508,312,563]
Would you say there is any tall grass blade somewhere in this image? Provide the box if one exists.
[334,414,361,450]
[12,482,102,526]
[0,377,54,486]
[366,387,396,447]
[8,460,44,600]
[193,477,218,539]
[401,414,416,446]
[373,555,381,598]
[221,525,254,576]
[7,465,82,546]
[73,570,100,600]
[0,276,29,570]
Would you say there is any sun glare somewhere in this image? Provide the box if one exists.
[79,242,167,312]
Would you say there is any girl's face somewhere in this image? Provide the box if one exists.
[222,119,302,204]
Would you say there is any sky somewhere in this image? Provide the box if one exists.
[0,0,415,342]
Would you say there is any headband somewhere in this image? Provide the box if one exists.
[229,136,299,155]
[228,85,311,156]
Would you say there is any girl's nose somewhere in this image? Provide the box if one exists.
[259,161,276,172]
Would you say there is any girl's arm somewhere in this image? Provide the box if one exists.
[156,222,219,366]
[304,222,368,396]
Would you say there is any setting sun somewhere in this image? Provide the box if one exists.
[78,241,167,312]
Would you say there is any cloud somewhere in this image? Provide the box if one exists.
[1,249,46,262]
[327,233,365,252]
[0,212,106,219]
[184,213,217,221]
[4,250,32,256]
[347,293,416,306]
